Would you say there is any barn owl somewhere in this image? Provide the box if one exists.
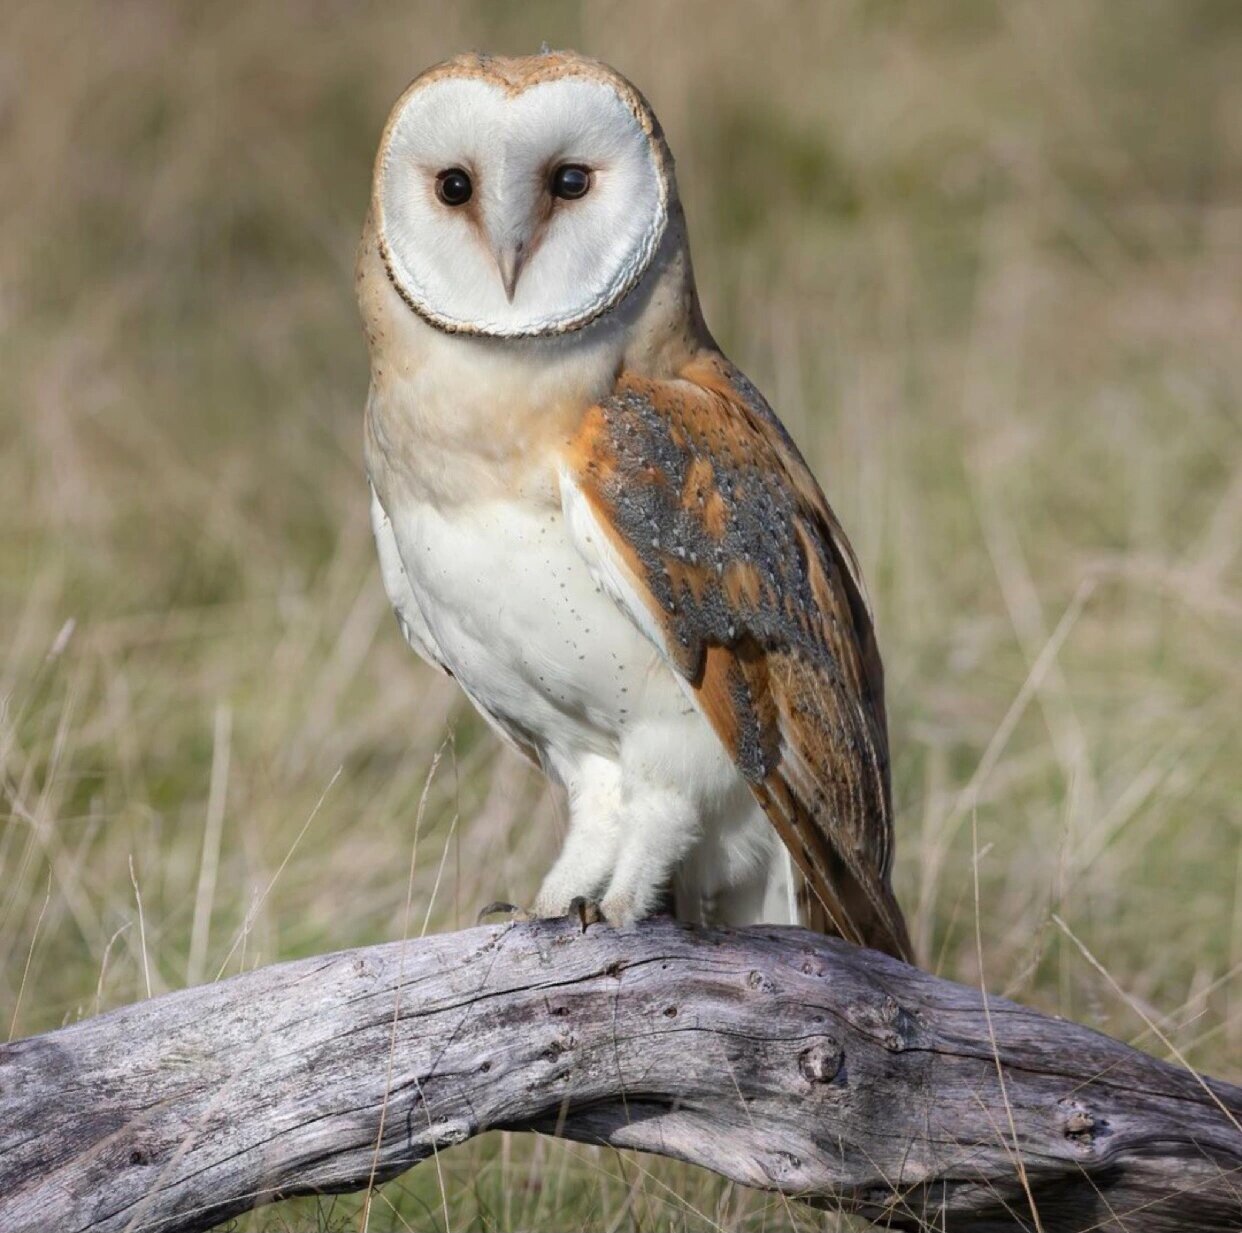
[358,50,912,960]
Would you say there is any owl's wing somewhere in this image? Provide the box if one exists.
[560,353,912,961]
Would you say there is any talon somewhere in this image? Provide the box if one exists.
[477,900,533,924]
[568,896,603,932]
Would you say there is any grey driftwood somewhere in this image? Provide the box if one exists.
[1,918,1239,1233]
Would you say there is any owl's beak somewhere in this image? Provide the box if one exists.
[493,238,527,303]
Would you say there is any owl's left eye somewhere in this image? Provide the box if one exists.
[435,168,473,207]
[551,164,592,200]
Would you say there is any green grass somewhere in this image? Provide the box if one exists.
[1,1,1239,1229]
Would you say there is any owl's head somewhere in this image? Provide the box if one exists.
[370,51,674,339]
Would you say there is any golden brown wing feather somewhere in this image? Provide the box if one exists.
[564,352,912,961]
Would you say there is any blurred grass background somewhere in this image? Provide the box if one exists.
[1,1,1240,1229]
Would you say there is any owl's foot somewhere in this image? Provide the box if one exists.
[477,900,534,925]
[567,895,604,932]
[478,897,603,932]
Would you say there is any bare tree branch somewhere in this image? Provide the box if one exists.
[1,918,1239,1232]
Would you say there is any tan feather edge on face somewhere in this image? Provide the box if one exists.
[563,358,913,961]
[372,51,673,338]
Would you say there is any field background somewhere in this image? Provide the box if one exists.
[2,1,1239,1229]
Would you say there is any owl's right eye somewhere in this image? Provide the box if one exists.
[435,169,473,207]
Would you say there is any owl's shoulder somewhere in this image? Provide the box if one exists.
[564,348,872,622]
[570,349,827,508]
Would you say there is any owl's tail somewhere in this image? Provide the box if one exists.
[795,859,914,963]
[754,782,915,964]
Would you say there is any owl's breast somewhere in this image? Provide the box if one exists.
[376,482,681,770]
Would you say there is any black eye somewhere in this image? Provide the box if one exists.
[435,168,473,207]
[551,164,591,200]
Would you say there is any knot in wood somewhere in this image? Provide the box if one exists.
[799,1039,844,1084]
[746,969,776,993]
[544,1034,574,1062]
[880,1029,905,1052]
[848,993,915,1051]
[766,1149,804,1181]
[1060,1099,1098,1147]
[428,1119,472,1149]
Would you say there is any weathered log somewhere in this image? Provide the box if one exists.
[1,918,1239,1233]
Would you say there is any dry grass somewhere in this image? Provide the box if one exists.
[1,1,1239,1229]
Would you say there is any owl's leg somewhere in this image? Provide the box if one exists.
[597,785,700,925]
[533,755,623,918]
[594,720,716,926]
